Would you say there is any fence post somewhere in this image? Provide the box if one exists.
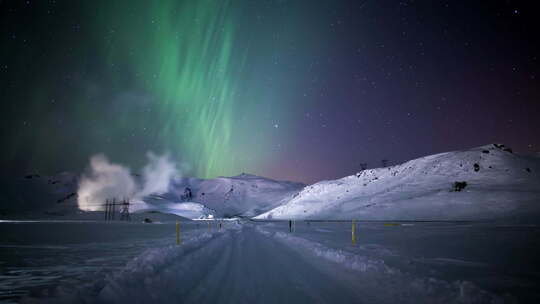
[352,220,357,245]
[176,221,181,244]
[111,198,116,220]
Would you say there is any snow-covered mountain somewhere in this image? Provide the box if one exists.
[146,174,305,218]
[256,144,540,221]
[1,171,304,219]
[7,144,539,221]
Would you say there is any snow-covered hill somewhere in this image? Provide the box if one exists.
[147,174,304,218]
[256,144,540,221]
[136,202,215,220]
[0,172,303,219]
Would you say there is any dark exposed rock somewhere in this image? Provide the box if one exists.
[57,192,77,203]
[493,143,513,153]
[453,181,467,192]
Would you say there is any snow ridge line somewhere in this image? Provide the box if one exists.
[22,227,233,304]
[255,226,510,304]
[112,231,225,278]
[96,228,232,303]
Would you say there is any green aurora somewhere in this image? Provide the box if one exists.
[1,0,315,181]
[95,0,250,177]
[88,0,303,178]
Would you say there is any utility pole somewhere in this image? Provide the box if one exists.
[120,199,130,221]
[104,199,109,221]
[114,198,118,220]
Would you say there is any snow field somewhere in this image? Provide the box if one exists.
[257,145,540,221]
[255,224,509,304]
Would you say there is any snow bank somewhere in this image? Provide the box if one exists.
[256,226,509,304]
[96,224,244,304]
[21,226,235,304]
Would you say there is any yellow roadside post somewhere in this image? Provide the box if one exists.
[176,221,181,245]
[352,220,357,245]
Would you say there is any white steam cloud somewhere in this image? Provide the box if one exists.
[77,153,178,211]
[138,152,178,198]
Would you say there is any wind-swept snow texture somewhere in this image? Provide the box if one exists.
[257,145,540,221]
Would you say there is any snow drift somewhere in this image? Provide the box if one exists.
[256,144,540,221]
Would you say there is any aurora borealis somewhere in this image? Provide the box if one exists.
[2,0,305,180]
[1,1,539,183]
[94,0,247,178]
[89,0,309,179]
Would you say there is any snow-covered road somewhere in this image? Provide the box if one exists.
[84,224,367,304]
[5,221,539,303]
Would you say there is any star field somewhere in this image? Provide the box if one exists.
[1,0,539,184]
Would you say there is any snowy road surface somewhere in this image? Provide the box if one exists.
[99,225,370,304]
[2,221,539,303]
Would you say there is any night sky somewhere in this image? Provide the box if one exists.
[1,0,539,184]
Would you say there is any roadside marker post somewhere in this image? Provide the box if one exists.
[176,221,181,245]
[352,220,357,245]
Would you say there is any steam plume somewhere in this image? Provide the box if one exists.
[77,153,178,211]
